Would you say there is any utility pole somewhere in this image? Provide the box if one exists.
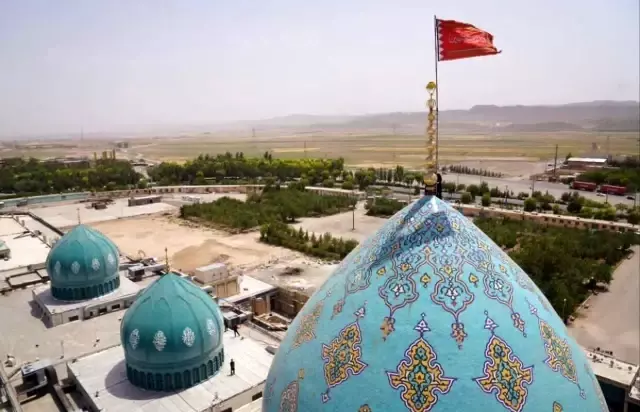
[553,144,558,177]
[530,176,536,197]
[303,141,307,158]
[504,185,509,207]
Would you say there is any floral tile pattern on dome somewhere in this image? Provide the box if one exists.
[387,313,455,411]
[474,311,533,412]
[321,305,368,403]
[528,299,585,398]
[290,289,333,351]
[279,369,305,412]
[261,195,609,412]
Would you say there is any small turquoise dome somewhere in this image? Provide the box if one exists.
[45,224,121,301]
[264,196,607,412]
[120,274,225,392]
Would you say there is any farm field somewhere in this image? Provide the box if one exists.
[2,130,638,176]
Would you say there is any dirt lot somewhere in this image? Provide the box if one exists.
[89,214,302,272]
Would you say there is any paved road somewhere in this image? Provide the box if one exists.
[443,174,638,206]
[568,246,640,365]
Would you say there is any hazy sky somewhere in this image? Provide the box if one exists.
[1,0,639,137]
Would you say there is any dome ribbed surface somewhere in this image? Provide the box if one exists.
[263,196,607,412]
[120,274,225,391]
[45,224,120,301]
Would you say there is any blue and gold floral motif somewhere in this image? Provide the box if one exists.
[321,306,368,402]
[387,314,455,411]
[474,312,533,412]
[290,301,324,351]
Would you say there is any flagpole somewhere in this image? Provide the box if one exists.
[433,15,439,171]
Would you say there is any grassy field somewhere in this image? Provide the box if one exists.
[129,131,639,165]
[2,131,638,173]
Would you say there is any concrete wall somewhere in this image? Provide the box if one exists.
[215,383,265,412]
[32,291,135,327]
[273,289,309,318]
[91,185,266,199]
[213,277,240,299]
[455,205,636,233]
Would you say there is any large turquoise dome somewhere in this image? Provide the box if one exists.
[264,196,607,412]
[45,224,121,301]
[120,274,225,391]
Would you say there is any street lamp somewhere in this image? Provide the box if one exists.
[350,192,356,231]
[562,298,567,324]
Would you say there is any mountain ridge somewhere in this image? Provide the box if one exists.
[2,100,638,140]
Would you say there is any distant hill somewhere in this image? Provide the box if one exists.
[4,100,638,140]
[302,101,640,133]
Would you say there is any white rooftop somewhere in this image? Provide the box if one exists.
[236,399,262,412]
[0,219,50,272]
[0,217,27,237]
[68,330,274,412]
[584,349,639,387]
[226,275,277,304]
[33,274,141,315]
[567,157,607,163]
[196,262,226,272]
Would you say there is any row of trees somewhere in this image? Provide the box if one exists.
[475,217,639,318]
[0,157,141,196]
[443,164,504,178]
[365,197,406,217]
[259,221,358,261]
[179,186,355,231]
[149,152,345,186]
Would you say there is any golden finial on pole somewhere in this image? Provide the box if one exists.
[164,247,171,273]
[424,82,438,195]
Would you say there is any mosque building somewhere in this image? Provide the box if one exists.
[31,224,142,327]
[68,272,272,411]
[3,192,637,412]
[262,195,610,412]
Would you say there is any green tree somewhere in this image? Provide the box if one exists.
[523,198,537,212]
[626,211,640,225]
[460,192,473,204]
[481,193,491,207]
[567,200,582,214]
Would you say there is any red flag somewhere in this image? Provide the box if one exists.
[437,19,501,62]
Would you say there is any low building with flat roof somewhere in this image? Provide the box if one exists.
[566,157,608,169]
[31,275,140,327]
[68,333,272,412]
[236,399,262,412]
[585,348,640,411]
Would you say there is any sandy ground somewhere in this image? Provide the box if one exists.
[291,202,385,243]
[89,214,302,272]
[569,246,640,365]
